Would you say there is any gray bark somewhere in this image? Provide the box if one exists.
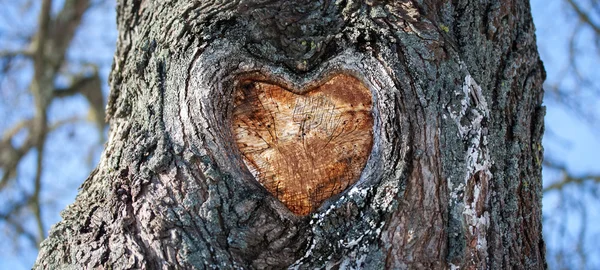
[35,0,546,269]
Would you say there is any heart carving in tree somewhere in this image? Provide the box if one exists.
[232,74,374,215]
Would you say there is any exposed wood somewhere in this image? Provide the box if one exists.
[233,74,374,215]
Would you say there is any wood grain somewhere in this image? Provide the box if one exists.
[233,74,374,215]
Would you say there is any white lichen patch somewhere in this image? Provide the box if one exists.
[400,2,420,20]
[291,181,391,268]
[338,253,367,269]
[286,45,405,269]
[407,229,415,243]
[448,74,493,261]
[449,75,489,138]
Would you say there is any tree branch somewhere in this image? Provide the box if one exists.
[0,117,83,190]
[32,138,45,243]
[1,119,33,142]
[0,200,39,247]
[0,49,34,59]
[566,0,600,35]
[543,174,600,192]
[32,0,52,64]
[543,160,600,192]
[53,73,100,98]
[44,0,91,73]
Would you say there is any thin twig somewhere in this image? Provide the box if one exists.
[543,160,600,192]
[0,50,33,59]
[566,0,600,35]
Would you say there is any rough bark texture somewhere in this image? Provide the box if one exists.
[35,0,546,269]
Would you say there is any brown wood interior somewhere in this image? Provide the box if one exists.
[232,74,374,215]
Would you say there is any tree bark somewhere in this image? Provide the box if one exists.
[35,0,546,269]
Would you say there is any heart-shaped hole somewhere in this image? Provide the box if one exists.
[232,74,374,215]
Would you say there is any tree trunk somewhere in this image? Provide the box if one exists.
[35,0,546,269]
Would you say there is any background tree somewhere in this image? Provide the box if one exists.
[532,0,600,268]
[0,0,114,264]
[32,0,546,269]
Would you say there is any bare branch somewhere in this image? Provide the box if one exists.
[543,160,600,192]
[53,73,100,98]
[543,174,600,192]
[6,217,39,248]
[0,203,38,247]
[566,0,600,35]
[32,0,52,63]
[32,138,45,243]
[1,119,33,142]
[0,117,83,190]
[43,0,91,73]
[0,50,33,59]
